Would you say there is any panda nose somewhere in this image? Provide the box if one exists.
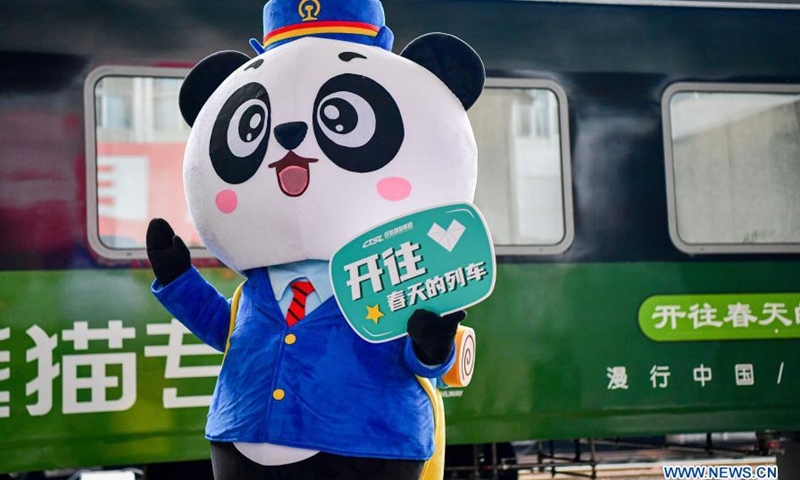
[274,121,308,150]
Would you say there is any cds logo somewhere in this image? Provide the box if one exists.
[362,235,384,248]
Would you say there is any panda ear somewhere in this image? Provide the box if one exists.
[179,51,251,126]
[400,33,485,110]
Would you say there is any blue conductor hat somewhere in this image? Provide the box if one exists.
[249,0,394,54]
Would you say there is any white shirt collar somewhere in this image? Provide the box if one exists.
[267,260,333,301]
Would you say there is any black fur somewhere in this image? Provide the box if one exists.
[179,51,251,126]
[400,33,485,110]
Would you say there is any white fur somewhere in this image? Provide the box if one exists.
[184,37,477,272]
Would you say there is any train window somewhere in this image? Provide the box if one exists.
[663,83,800,254]
[85,71,573,259]
[470,79,574,254]
[85,66,209,260]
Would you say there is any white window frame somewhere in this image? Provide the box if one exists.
[662,81,800,254]
[84,66,213,260]
[482,78,575,256]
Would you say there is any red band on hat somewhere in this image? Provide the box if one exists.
[264,20,380,48]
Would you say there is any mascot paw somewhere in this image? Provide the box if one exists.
[407,309,466,366]
[146,218,191,286]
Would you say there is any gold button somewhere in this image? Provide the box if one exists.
[284,334,296,345]
[273,389,285,401]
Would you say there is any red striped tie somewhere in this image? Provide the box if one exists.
[286,280,314,327]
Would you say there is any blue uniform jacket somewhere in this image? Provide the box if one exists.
[152,266,455,460]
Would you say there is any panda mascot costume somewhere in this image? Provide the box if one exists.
[146,0,485,478]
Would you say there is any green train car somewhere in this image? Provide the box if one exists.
[1,0,799,477]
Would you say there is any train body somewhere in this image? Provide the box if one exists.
[1,0,799,474]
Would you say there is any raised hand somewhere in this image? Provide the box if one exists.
[146,218,191,286]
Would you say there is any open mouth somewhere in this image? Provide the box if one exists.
[268,151,318,197]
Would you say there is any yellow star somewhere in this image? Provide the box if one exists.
[365,304,384,324]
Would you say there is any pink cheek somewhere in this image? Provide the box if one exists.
[376,177,412,202]
[215,189,238,214]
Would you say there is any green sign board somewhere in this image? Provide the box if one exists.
[640,293,800,341]
[330,203,495,343]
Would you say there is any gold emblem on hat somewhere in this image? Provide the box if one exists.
[298,0,321,21]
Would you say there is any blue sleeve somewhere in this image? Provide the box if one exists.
[402,337,456,378]
[151,267,231,352]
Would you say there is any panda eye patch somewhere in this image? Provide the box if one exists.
[210,83,271,184]
[313,74,403,173]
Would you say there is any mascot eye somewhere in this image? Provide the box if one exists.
[210,83,271,184]
[313,74,404,173]
[317,92,375,148]
[228,99,269,157]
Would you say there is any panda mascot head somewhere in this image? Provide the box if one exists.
[178,0,485,273]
